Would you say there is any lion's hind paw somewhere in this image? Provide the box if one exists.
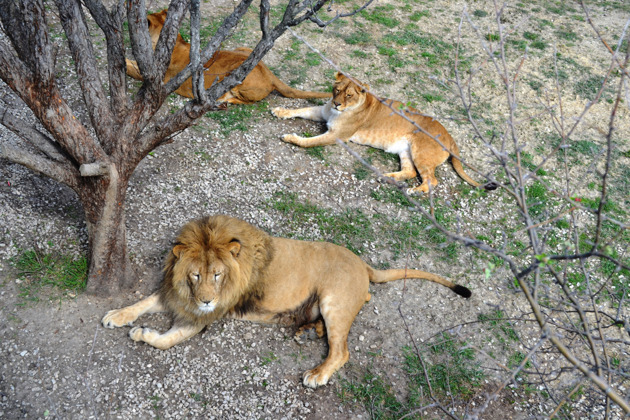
[294,320,326,345]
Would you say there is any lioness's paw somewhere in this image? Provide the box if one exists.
[102,309,135,329]
[271,107,291,119]
[303,368,330,389]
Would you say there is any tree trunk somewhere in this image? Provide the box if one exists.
[79,164,133,295]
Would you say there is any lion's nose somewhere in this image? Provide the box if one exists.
[202,300,212,305]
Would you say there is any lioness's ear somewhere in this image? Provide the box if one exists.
[227,239,241,257]
[334,72,344,81]
[172,244,186,259]
[360,83,370,93]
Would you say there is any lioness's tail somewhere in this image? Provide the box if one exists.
[263,66,332,100]
[369,268,472,298]
[447,142,497,191]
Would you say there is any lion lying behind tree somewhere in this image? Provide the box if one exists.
[102,215,471,388]
[126,9,331,104]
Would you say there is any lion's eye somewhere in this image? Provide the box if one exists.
[191,273,200,282]
[214,272,221,282]
[346,93,352,98]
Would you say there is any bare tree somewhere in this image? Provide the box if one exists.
[0,0,356,295]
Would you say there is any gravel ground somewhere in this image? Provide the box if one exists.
[1,0,629,419]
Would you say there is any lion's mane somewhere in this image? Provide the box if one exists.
[159,215,274,326]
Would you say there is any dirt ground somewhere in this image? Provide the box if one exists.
[1,0,629,419]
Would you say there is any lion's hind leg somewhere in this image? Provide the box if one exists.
[383,151,417,181]
[129,323,204,350]
[302,294,363,388]
[294,318,326,345]
[102,292,164,329]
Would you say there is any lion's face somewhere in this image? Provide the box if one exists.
[145,10,167,49]
[168,238,241,316]
[331,73,368,112]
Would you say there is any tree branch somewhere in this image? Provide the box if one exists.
[0,102,69,163]
[83,0,129,121]
[55,0,116,144]
[0,142,79,189]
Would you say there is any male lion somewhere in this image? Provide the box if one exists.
[126,10,331,104]
[272,73,497,193]
[102,215,471,388]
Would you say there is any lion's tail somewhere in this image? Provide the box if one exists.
[451,153,498,191]
[368,268,472,298]
[445,142,497,191]
[262,66,332,100]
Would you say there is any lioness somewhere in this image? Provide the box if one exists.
[272,73,496,193]
[102,215,471,388]
[126,10,331,103]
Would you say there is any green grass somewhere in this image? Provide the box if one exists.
[478,309,519,347]
[269,191,374,255]
[360,5,399,28]
[526,180,550,218]
[341,334,484,418]
[12,248,87,304]
[305,146,329,162]
[205,102,268,136]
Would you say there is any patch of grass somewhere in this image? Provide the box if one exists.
[478,309,519,348]
[404,333,484,400]
[370,186,412,207]
[305,52,321,66]
[305,146,329,162]
[360,5,399,28]
[341,334,484,418]
[340,366,406,419]
[574,76,611,101]
[269,191,374,255]
[473,9,488,18]
[343,31,372,45]
[530,40,547,50]
[410,10,430,21]
[205,102,268,136]
[526,180,549,218]
[523,31,539,41]
[556,29,579,42]
[12,248,87,304]
[351,49,369,59]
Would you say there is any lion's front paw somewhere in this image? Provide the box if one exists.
[102,308,135,329]
[129,326,156,342]
[303,368,331,389]
[271,107,292,119]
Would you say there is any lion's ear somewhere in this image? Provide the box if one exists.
[360,83,370,93]
[334,72,344,81]
[227,240,241,258]
[172,244,186,259]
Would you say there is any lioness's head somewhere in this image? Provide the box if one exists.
[145,10,185,49]
[331,72,369,111]
[161,216,273,321]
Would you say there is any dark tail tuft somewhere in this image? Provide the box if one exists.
[453,285,472,298]
[484,182,498,191]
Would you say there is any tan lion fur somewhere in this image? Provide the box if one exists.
[125,10,331,104]
[272,73,497,193]
[102,215,471,388]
